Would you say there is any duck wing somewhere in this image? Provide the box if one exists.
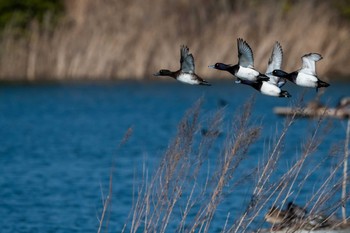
[237,38,254,68]
[266,42,283,74]
[300,53,322,75]
[266,42,285,87]
[180,45,195,73]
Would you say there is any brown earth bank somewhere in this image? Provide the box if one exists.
[0,0,349,81]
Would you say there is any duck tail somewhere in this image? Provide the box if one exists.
[316,80,330,92]
[258,74,270,82]
[317,80,330,88]
[200,80,212,86]
[280,90,291,98]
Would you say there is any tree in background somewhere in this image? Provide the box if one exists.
[0,0,64,31]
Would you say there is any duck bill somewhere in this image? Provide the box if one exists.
[208,65,215,69]
[153,72,160,76]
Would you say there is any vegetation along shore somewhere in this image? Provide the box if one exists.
[0,0,350,81]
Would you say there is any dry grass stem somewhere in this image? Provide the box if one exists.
[115,98,350,232]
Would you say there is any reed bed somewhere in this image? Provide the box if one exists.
[0,0,349,80]
[97,97,350,232]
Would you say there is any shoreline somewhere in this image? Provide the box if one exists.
[0,76,349,84]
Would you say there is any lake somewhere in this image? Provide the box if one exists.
[0,80,349,232]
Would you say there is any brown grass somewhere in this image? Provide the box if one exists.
[0,0,349,81]
[103,97,350,232]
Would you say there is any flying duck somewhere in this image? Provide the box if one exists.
[154,45,211,86]
[272,53,330,92]
[235,42,291,98]
[235,79,291,97]
[208,38,269,82]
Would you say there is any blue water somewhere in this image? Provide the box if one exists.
[0,80,349,232]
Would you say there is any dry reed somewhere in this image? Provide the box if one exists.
[0,0,350,80]
[97,127,133,233]
[104,97,350,233]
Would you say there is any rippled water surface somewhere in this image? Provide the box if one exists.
[0,81,349,232]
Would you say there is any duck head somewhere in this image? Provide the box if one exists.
[208,63,231,71]
[272,69,289,77]
[153,69,173,76]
